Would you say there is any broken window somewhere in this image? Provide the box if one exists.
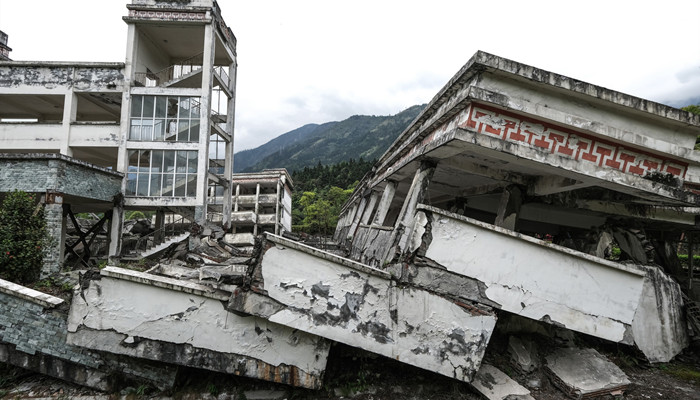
[126,150,198,197]
[129,95,200,142]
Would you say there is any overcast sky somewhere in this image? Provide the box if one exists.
[1,1,699,151]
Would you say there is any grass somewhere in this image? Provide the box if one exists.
[661,364,700,385]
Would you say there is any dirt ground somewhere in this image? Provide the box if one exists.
[1,338,699,400]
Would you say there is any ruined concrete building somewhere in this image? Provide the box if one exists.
[1,2,699,398]
[0,0,255,273]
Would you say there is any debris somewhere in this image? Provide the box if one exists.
[471,363,535,400]
[545,347,630,398]
[508,336,539,373]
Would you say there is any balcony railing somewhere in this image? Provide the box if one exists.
[134,52,204,87]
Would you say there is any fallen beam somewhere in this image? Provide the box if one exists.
[229,234,497,383]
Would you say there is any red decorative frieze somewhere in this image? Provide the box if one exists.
[128,9,206,21]
[461,104,688,179]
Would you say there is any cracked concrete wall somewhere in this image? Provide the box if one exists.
[230,235,497,382]
[416,206,646,344]
[67,268,330,389]
[631,265,689,362]
[0,279,176,391]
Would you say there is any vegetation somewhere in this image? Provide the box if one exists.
[291,159,374,234]
[0,191,48,284]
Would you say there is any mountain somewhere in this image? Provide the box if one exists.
[234,104,425,173]
[234,123,321,172]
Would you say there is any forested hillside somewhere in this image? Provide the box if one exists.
[236,105,424,173]
[291,158,374,234]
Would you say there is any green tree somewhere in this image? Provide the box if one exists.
[0,191,48,284]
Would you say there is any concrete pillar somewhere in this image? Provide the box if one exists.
[222,61,237,231]
[155,208,165,244]
[195,22,216,226]
[41,194,65,278]
[391,161,436,259]
[361,191,379,225]
[348,196,368,239]
[494,185,522,231]
[275,180,281,235]
[108,202,124,263]
[254,183,260,235]
[60,92,77,157]
[372,180,397,226]
[234,184,240,212]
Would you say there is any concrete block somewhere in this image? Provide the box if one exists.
[471,363,534,400]
[545,347,630,398]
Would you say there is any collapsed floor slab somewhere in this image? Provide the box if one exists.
[67,267,330,389]
[229,233,497,383]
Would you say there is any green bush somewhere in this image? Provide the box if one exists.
[0,191,48,284]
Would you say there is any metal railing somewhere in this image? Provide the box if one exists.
[122,215,189,257]
[134,52,204,87]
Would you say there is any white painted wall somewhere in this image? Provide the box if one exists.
[67,271,329,380]
[256,242,497,382]
[421,208,645,343]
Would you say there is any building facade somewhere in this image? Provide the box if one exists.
[0,0,238,270]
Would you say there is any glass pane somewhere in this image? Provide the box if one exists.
[137,174,149,196]
[189,121,200,142]
[129,120,141,141]
[177,120,190,142]
[162,174,173,196]
[149,173,162,196]
[166,119,177,141]
[128,150,139,167]
[187,151,198,173]
[179,97,190,118]
[190,98,201,118]
[176,151,188,173]
[126,173,137,195]
[175,174,186,196]
[130,95,142,118]
[138,150,151,173]
[163,151,175,172]
[186,175,197,197]
[153,119,166,141]
[155,96,167,118]
[143,96,154,118]
[140,119,154,141]
[151,150,163,173]
[167,97,178,118]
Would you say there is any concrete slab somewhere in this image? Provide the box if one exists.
[471,364,534,400]
[545,347,630,398]
[417,205,646,344]
[229,233,497,383]
[67,267,330,389]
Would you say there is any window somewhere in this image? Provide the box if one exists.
[126,150,198,197]
[129,95,200,142]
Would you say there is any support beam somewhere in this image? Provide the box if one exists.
[393,160,437,258]
[360,191,379,225]
[494,185,522,231]
[372,180,397,226]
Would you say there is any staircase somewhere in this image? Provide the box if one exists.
[122,216,191,261]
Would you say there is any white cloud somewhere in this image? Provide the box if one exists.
[2,0,699,150]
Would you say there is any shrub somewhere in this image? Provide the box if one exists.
[0,191,48,284]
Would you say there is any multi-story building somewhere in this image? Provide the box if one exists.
[0,0,238,273]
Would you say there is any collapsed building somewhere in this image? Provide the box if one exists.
[1,1,699,398]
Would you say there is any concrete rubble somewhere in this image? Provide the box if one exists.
[545,348,631,398]
[1,3,700,396]
[472,364,535,400]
